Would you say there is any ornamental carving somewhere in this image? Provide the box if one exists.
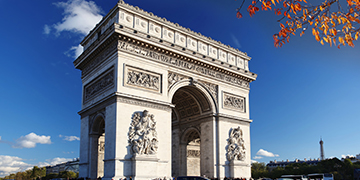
[128,110,158,155]
[168,72,188,89]
[118,41,250,88]
[187,150,200,158]
[223,92,245,112]
[200,81,218,104]
[125,66,161,93]
[226,126,245,161]
[84,70,114,102]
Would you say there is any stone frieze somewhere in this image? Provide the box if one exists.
[125,66,161,93]
[118,41,250,88]
[84,70,114,103]
[223,92,245,112]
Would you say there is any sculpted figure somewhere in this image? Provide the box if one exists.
[226,126,246,161]
[128,110,158,155]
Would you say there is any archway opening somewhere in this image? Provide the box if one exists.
[90,116,105,179]
[171,85,212,177]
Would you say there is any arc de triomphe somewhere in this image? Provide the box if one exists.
[73,1,257,180]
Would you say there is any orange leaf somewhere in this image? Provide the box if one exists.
[236,12,243,19]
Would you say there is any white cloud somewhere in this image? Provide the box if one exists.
[0,155,32,177]
[43,24,51,34]
[0,156,77,177]
[13,133,51,149]
[59,135,80,141]
[253,156,263,160]
[341,154,355,159]
[256,149,279,157]
[45,157,73,166]
[251,159,258,164]
[69,44,83,58]
[45,0,103,58]
[52,0,103,35]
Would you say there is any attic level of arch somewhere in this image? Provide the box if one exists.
[74,29,257,89]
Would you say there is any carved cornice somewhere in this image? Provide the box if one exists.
[117,35,254,88]
[81,0,250,59]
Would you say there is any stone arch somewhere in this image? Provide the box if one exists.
[168,78,218,114]
[171,80,216,177]
[89,113,105,179]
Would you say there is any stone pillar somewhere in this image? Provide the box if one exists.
[89,134,100,179]
[103,103,124,180]
[79,116,90,178]
[200,118,216,178]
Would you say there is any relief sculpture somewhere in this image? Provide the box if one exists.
[226,126,245,161]
[168,72,188,89]
[128,110,158,155]
[84,70,114,102]
[223,92,245,112]
[125,66,161,93]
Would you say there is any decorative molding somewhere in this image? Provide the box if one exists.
[117,96,172,112]
[223,92,245,112]
[84,69,115,103]
[168,72,189,89]
[226,126,246,161]
[128,110,158,155]
[199,81,218,105]
[118,41,250,88]
[125,65,161,93]
[187,150,200,158]
[81,39,118,76]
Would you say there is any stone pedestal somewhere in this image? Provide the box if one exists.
[131,155,159,180]
[228,161,251,179]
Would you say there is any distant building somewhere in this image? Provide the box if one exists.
[46,158,79,175]
[267,158,321,170]
[341,153,360,163]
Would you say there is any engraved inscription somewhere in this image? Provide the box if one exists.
[223,92,245,112]
[84,70,114,102]
[125,66,161,93]
[118,41,250,88]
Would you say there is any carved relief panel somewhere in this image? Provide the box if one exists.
[222,92,245,113]
[84,68,115,103]
[124,65,162,93]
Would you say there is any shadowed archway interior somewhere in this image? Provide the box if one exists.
[171,86,212,177]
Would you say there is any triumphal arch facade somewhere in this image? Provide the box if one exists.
[74,1,257,180]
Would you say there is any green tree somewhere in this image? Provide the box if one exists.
[251,162,269,179]
[58,171,78,179]
[30,166,46,180]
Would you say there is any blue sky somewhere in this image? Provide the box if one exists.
[0,0,359,177]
